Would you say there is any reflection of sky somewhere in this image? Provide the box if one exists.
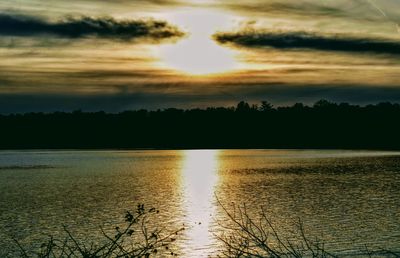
[1,0,400,111]
[1,149,399,255]
[180,150,219,257]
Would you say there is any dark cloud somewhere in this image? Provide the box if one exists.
[231,84,400,106]
[225,1,376,20]
[224,0,400,27]
[214,30,400,55]
[0,92,219,113]
[1,85,400,113]
[0,13,185,41]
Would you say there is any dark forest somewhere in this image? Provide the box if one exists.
[1,100,400,150]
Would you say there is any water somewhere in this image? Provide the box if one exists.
[1,150,400,257]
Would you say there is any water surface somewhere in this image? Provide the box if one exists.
[1,150,400,257]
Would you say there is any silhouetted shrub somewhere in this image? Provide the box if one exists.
[215,199,400,258]
[13,204,184,258]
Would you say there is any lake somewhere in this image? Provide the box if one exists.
[1,150,400,257]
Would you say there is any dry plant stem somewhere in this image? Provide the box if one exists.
[216,196,339,258]
[12,204,184,258]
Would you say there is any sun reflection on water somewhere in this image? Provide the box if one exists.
[180,149,220,256]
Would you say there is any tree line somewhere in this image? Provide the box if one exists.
[1,100,400,150]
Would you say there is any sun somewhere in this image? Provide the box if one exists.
[156,9,239,76]
[159,35,236,76]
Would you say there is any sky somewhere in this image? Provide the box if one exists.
[1,0,400,112]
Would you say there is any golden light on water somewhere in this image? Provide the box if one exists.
[157,9,239,76]
[180,150,220,256]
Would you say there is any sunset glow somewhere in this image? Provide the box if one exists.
[1,0,400,110]
[157,9,239,75]
[2,0,400,256]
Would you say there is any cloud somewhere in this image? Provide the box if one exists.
[2,84,400,113]
[0,92,223,113]
[221,0,400,23]
[225,1,359,19]
[0,13,185,41]
[214,30,400,55]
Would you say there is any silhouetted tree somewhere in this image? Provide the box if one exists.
[236,101,251,113]
[313,99,336,109]
[251,104,259,112]
[292,103,305,110]
[1,100,400,150]
[260,101,274,112]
